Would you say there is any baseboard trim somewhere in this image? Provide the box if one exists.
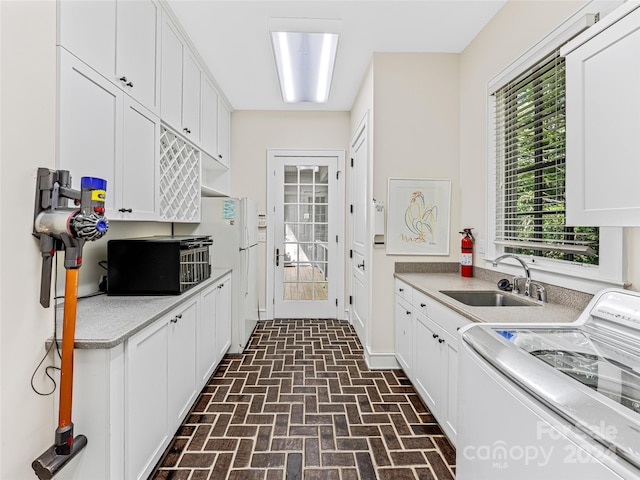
[364,346,400,370]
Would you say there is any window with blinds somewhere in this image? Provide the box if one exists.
[494,48,599,265]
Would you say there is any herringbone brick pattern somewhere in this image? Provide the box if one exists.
[151,319,455,480]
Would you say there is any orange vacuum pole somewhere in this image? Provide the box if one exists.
[58,268,79,433]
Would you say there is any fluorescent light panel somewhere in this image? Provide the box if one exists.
[271,31,339,103]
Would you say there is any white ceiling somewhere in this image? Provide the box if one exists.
[167,1,507,111]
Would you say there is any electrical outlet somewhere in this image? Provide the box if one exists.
[258,231,266,242]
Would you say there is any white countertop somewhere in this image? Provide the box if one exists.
[53,268,231,349]
[394,272,584,325]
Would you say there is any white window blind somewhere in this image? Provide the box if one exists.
[493,49,599,264]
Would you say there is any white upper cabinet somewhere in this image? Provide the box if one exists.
[58,0,233,220]
[58,50,121,215]
[58,49,159,221]
[563,3,640,226]
[201,76,219,156]
[182,50,202,141]
[58,0,160,114]
[115,0,161,112]
[217,98,231,167]
[160,13,201,142]
[57,0,117,76]
[121,96,160,220]
[160,15,184,130]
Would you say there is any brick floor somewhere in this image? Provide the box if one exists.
[150,319,456,480]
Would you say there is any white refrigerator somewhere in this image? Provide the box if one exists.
[176,197,259,353]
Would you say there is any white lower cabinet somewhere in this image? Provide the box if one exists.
[394,279,470,445]
[126,316,170,480]
[413,312,441,415]
[196,274,231,384]
[198,283,218,384]
[394,295,413,377]
[167,299,198,430]
[61,274,232,480]
[215,276,232,362]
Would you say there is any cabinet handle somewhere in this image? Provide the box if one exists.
[118,208,133,213]
[432,333,439,339]
[218,284,224,289]
[170,317,178,324]
[420,303,426,308]
[183,127,191,134]
[399,288,404,292]
[438,338,445,344]
[218,154,223,159]
[118,76,133,87]
[177,314,182,319]
[405,310,411,315]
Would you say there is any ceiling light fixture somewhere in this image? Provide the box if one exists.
[271,31,339,103]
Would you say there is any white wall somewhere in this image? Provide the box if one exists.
[365,53,461,355]
[1,2,58,478]
[230,111,351,312]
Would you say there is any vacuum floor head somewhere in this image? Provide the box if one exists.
[32,434,87,480]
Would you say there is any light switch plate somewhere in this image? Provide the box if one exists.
[477,238,486,255]
[258,231,266,242]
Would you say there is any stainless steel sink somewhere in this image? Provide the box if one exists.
[440,290,540,307]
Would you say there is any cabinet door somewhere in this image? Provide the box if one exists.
[168,299,198,429]
[58,49,121,215]
[215,276,232,363]
[160,15,183,131]
[182,50,201,141]
[394,296,413,377]
[565,6,640,226]
[441,330,459,444]
[116,0,160,113]
[217,98,230,167]
[201,77,219,156]
[120,97,159,221]
[126,318,169,480]
[57,0,116,76]
[413,312,441,415]
[198,283,218,384]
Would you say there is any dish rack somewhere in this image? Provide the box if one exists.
[179,243,211,292]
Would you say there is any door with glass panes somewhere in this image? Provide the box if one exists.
[269,151,344,318]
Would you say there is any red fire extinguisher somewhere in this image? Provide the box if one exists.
[460,228,474,277]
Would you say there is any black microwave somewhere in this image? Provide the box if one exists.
[107,236,213,295]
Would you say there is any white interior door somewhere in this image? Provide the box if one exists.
[349,117,370,345]
[268,150,345,319]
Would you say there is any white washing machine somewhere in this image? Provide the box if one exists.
[457,288,640,479]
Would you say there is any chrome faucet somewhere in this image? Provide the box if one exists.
[491,254,532,298]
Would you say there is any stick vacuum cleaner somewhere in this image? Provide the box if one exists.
[31,168,108,479]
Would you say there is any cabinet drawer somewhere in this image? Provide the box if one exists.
[412,289,431,318]
[427,297,472,337]
[395,279,413,303]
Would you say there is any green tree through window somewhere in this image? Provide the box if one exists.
[495,50,599,265]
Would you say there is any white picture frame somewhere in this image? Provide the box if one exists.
[386,177,451,255]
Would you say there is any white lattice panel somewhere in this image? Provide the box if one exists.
[159,126,200,221]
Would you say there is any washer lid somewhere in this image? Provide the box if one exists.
[463,325,640,470]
